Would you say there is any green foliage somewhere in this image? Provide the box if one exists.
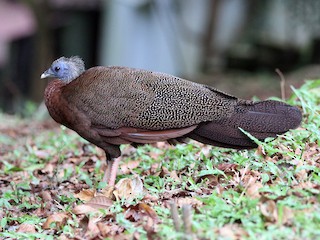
[0,79,319,239]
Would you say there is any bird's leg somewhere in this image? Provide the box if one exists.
[102,157,121,187]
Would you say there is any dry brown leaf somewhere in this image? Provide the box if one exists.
[155,142,167,149]
[218,224,248,239]
[217,163,239,172]
[73,204,98,215]
[302,143,320,162]
[138,203,159,221]
[259,200,277,223]
[34,150,50,159]
[294,158,309,181]
[40,163,54,175]
[246,177,263,199]
[280,206,294,225]
[101,186,116,200]
[40,191,52,202]
[120,160,141,174]
[97,222,112,237]
[175,197,203,208]
[73,195,113,214]
[196,174,219,185]
[215,185,225,195]
[160,166,170,177]
[57,163,74,179]
[84,217,101,239]
[87,195,113,209]
[125,203,159,223]
[113,176,144,201]
[256,145,266,157]
[293,181,316,190]
[144,216,158,238]
[43,212,69,229]
[169,170,181,182]
[57,234,71,240]
[150,163,160,174]
[97,222,125,237]
[200,145,211,158]
[295,168,308,181]
[143,193,159,202]
[17,223,36,233]
[74,189,96,202]
[149,151,161,159]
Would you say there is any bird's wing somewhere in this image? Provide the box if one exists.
[63,66,238,130]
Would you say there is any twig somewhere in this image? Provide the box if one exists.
[275,68,286,100]
[170,201,181,231]
[182,205,192,235]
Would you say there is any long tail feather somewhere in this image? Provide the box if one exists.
[189,100,302,149]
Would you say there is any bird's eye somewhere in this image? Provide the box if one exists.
[54,66,60,72]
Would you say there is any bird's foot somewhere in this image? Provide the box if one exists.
[102,157,121,187]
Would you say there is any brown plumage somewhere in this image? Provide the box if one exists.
[41,56,302,186]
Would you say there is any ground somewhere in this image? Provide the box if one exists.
[0,77,319,239]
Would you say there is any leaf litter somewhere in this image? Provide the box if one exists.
[0,81,320,239]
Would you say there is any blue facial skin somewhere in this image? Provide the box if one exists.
[41,56,85,83]
[41,60,73,82]
[48,61,69,80]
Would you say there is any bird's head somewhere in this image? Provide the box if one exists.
[41,56,85,83]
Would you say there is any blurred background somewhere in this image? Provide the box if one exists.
[1,0,320,116]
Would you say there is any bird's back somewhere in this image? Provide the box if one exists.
[62,66,239,130]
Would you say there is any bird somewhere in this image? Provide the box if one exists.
[41,56,302,186]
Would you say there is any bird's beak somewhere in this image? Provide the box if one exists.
[40,69,53,79]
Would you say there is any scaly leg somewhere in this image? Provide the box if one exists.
[102,157,121,186]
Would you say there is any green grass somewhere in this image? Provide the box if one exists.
[0,80,319,239]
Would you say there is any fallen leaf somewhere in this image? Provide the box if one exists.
[120,160,140,174]
[43,213,69,229]
[34,150,50,159]
[113,176,144,201]
[97,222,124,237]
[175,197,203,208]
[155,142,167,149]
[218,224,248,239]
[159,166,169,177]
[150,163,160,175]
[84,217,101,239]
[294,159,309,181]
[149,150,161,159]
[40,191,52,202]
[97,222,112,237]
[73,195,113,215]
[40,163,54,175]
[73,204,98,215]
[138,203,158,221]
[69,157,83,164]
[87,195,113,209]
[280,206,294,225]
[143,193,159,202]
[196,174,219,185]
[101,186,116,200]
[246,177,263,199]
[74,189,96,202]
[259,200,277,223]
[144,216,158,239]
[125,203,159,223]
[17,223,36,233]
[169,170,181,182]
[217,163,239,172]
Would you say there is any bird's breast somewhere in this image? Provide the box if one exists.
[44,80,69,125]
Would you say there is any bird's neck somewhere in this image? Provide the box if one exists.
[44,79,65,100]
[44,79,67,124]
